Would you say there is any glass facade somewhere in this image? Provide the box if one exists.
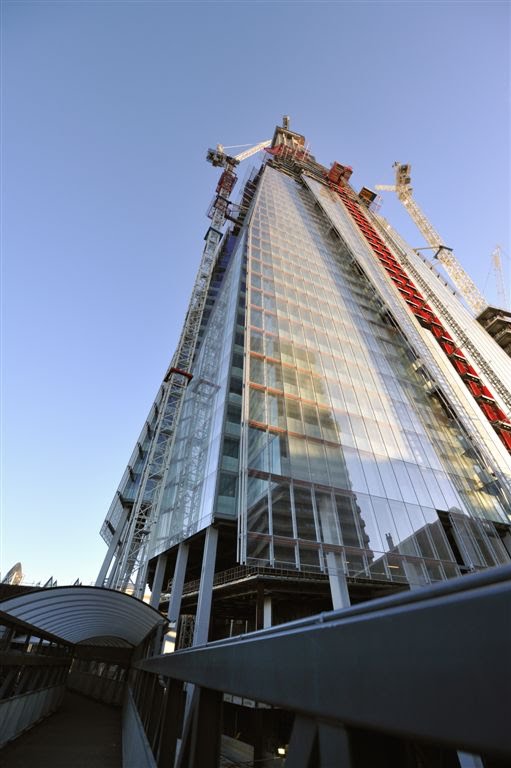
[101,142,511,597]
[149,233,246,557]
[239,166,510,587]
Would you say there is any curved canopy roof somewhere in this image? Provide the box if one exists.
[0,586,166,647]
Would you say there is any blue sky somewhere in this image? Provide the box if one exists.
[2,0,509,585]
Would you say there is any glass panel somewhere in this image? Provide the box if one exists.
[294,486,317,542]
[303,441,328,487]
[316,490,340,545]
[288,434,310,482]
[273,540,297,568]
[247,535,270,563]
[248,426,269,473]
[249,388,265,423]
[334,493,362,549]
[250,356,265,386]
[271,482,293,537]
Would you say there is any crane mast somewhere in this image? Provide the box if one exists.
[492,245,509,309]
[376,163,487,315]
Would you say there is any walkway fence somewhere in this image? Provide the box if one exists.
[0,611,73,746]
[130,566,511,767]
[1,566,510,766]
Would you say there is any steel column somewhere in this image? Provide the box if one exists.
[286,715,317,768]
[263,596,272,628]
[192,527,218,646]
[168,543,189,627]
[325,552,350,609]
[95,507,129,587]
[156,679,184,768]
[318,723,353,768]
[150,553,168,609]
[188,687,223,768]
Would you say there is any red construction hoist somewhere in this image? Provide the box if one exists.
[325,164,511,455]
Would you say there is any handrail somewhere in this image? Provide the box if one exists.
[136,565,511,765]
[163,546,470,599]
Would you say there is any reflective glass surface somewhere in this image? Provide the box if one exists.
[239,166,510,586]
[149,234,246,556]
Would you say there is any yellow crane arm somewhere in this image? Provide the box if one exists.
[377,163,487,314]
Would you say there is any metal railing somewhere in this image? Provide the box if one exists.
[161,548,470,605]
[0,611,74,747]
[162,564,329,601]
[128,564,511,767]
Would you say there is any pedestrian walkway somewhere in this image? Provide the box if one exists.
[0,691,122,768]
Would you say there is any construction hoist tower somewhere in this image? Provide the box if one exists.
[376,163,487,315]
[96,135,270,596]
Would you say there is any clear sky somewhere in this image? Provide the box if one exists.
[1,0,509,585]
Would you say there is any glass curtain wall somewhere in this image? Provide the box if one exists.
[239,166,510,588]
[149,233,246,557]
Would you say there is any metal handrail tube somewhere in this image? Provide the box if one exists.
[138,565,511,759]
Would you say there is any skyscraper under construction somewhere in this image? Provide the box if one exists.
[97,120,511,647]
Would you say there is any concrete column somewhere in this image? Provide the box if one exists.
[149,552,168,608]
[193,526,218,646]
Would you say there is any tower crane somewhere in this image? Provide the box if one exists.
[376,163,487,315]
[491,245,509,309]
[207,139,271,168]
